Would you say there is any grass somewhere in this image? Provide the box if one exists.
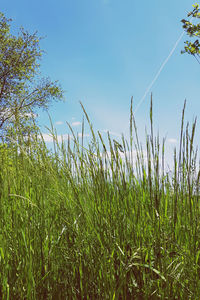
[0,96,200,299]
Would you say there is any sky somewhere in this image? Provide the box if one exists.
[1,0,200,167]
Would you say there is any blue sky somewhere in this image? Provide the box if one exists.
[1,0,200,165]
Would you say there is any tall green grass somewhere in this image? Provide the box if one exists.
[0,97,200,299]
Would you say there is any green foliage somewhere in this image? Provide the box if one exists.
[181,4,200,63]
[0,12,64,141]
[0,100,200,299]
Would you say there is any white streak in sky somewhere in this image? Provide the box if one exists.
[133,30,186,115]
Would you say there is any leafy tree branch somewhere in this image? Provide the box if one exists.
[181,3,200,63]
[0,12,64,139]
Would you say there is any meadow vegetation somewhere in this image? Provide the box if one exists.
[0,98,200,299]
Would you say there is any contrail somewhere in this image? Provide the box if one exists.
[133,29,186,115]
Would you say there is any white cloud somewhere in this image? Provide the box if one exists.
[167,138,177,144]
[41,132,89,143]
[24,112,37,118]
[71,121,81,127]
[78,133,89,138]
[0,108,37,121]
[41,133,54,142]
[55,121,64,125]
[41,133,70,143]
[101,129,121,137]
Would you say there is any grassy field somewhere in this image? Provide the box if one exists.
[0,98,200,299]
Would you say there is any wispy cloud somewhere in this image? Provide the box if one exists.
[167,138,177,144]
[0,108,37,121]
[41,132,89,143]
[101,129,121,137]
[55,121,64,125]
[71,121,81,127]
[41,133,70,143]
[78,133,89,138]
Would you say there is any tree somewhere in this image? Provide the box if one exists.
[0,12,64,140]
[181,3,200,64]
